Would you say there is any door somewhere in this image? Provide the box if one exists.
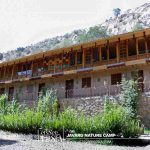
[38,83,45,95]
[65,79,74,98]
[8,87,14,101]
[138,70,144,92]
[0,88,5,95]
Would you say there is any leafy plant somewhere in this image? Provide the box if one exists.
[0,94,8,115]
[120,78,139,119]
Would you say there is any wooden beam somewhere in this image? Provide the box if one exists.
[11,63,15,80]
[99,46,102,63]
[116,42,120,62]
[126,40,128,60]
[107,41,109,63]
[136,38,139,59]
[82,47,85,68]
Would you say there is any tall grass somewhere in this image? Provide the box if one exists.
[0,89,143,138]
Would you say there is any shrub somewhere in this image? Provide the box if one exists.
[0,94,8,115]
[122,119,143,138]
[120,78,139,119]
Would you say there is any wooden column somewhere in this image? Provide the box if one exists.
[11,63,15,80]
[3,65,7,81]
[82,47,85,68]
[116,42,120,63]
[107,43,109,63]
[126,40,129,60]
[91,47,93,66]
[99,46,102,63]
[54,54,56,74]
[136,38,139,59]
[75,50,77,69]
[31,59,34,77]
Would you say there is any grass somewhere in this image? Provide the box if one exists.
[0,90,143,138]
[144,129,150,134]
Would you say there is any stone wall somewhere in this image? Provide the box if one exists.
[58,96,150,128]
[138,96,150,128]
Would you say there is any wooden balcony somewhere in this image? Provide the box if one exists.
[0,52,149,83]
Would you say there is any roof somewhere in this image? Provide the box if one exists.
[1,28,150,67]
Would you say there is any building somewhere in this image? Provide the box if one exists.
[0,29,150,109]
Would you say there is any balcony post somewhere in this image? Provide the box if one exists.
[126,40,128,60]
[75,50,77,69]
[99,46,101,64]
[107,41,109,63]
[82,47,85,68]
[116,42,120,63]
[11,63,15,80]
[3,65,7,81]
[136,38,139,59]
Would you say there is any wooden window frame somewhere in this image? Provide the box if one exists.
[82,77,91,88]
[111,73,122,85]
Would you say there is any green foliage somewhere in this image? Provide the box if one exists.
[122,119,143,138]
[7,99,21,114]
[132,23,144,32]
[37,90,58,116]
[120,78,139,119]
[0,94,8,115]
[76,26,108,43]
[0,88,142,138]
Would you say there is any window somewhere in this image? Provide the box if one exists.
[85,49,91,64]
[93,47,99,62]
[101,45,107,60]
[27,85,33,93]
[55,54,62,72]
[138,39,146,54]
[63,52,69,69]
[70,52,75,66]
[38,83,45,93]
[82,77,91,88]
[0,88,5,95]
[109,43,116,59]
[120,41,126,58]
[111,73,122,85]
[77,50,83,64]
[128,39,136,56]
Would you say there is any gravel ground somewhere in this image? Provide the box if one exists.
[0,131,149,150]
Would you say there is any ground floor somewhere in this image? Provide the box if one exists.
[0,64,149,102]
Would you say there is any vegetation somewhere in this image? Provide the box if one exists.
[0,79,143,138]
[76,26,108,43]
[132,23,144,31]
[120,78,140,119]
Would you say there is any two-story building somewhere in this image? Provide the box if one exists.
[0,28,150,104]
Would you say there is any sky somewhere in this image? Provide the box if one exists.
[0,0,149,52]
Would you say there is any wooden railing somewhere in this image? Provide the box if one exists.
[0,52,150,82]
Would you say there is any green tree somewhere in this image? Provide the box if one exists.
[76,26,108,43]
[120,78,139,119]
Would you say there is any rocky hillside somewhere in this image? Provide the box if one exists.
[1,2,150,62]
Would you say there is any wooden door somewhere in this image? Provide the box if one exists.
[38,83,45,95]
[138,70,144,92]
[65,79,74,98]
[8,87,14,101]
[0,88,5,95]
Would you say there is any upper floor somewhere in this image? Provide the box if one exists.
[1,28,150,83]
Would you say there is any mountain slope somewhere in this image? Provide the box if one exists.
[1,2,150,62]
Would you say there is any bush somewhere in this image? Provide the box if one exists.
[120,78,139,119]
[0,88,142,138]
